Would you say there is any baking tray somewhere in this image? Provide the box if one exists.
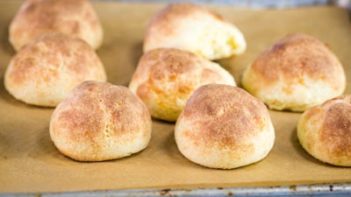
[0,1,351,193]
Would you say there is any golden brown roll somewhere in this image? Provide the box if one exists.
[298,95,351,166]
[242,33,346,112]
[9,0,103,50]
[144,3,246,60]
[129,48,236,122]
[175,84,275,169]
[50,81,152,161]
[5,33,107,107]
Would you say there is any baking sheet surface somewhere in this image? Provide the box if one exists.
[0,1,350,193]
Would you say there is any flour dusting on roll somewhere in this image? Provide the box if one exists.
[5,33,106,107]
[242,33,346,111]
[298,95,351,166]
[50,81,152,161]
[175,84,275,169]
[10,0,103,50]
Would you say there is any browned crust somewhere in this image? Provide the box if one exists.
[318,95,351,159]
[51,81,151,157]
[181,84,270,148]
[7,33,105,87]
[250,34,344,88]
[132,48,222,102]
[52,84,105,149]
[10,0,102,50]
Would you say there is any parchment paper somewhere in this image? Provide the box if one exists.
[0,1,351,193]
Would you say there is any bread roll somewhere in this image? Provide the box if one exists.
[129,48,236,122]
[5,33,106,107]
[242,34,346,112]
[175,84,275,169]
[144,3,246,60]
[50,81,152,161]
[10,0,103,50]
[298,95,351,166]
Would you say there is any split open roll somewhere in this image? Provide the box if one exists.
[143,3,246,60]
